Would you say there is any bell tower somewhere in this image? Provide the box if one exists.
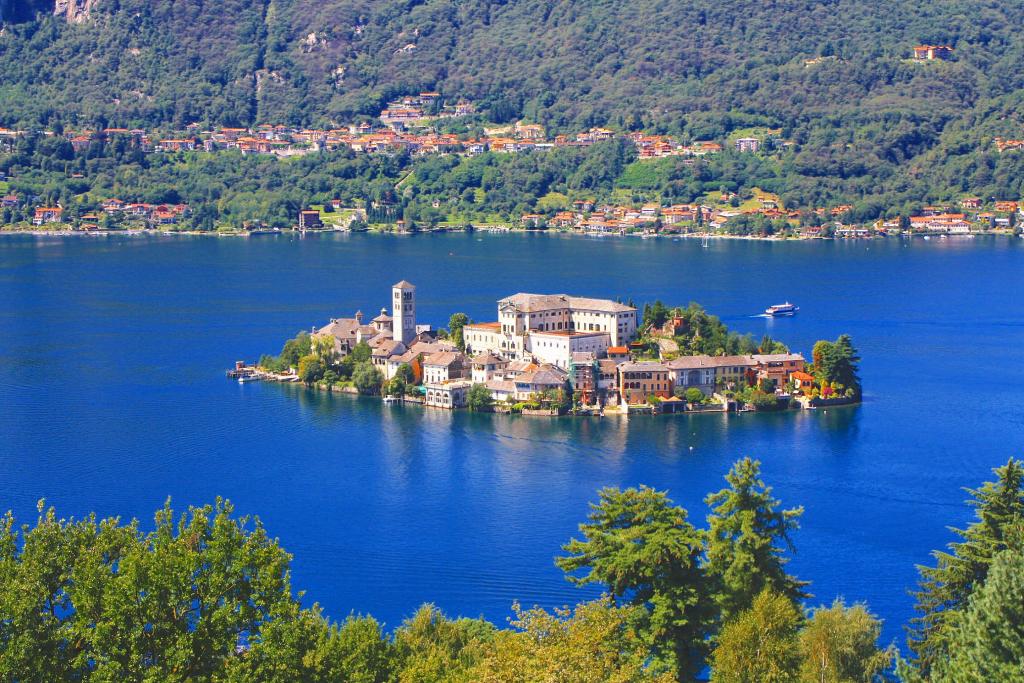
[392,280,416,344]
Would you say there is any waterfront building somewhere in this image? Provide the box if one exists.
[569,352,599,405]
[511,365,569,401]
[753,353,806,384]
[618,361,672,405]
[392,280,417,344]
[665,356,718,393]
[424,380,472,409]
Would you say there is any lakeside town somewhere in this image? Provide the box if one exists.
[234,281,862,416]
[4,77,1024,239]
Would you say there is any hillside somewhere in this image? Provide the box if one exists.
[3,0,1024,214]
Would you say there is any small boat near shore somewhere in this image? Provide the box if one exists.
[765,302,799,317]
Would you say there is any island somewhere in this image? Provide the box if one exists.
[234,281,862,416]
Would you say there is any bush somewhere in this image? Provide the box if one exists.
[684,387,705,404]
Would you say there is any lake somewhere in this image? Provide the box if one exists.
[1,232,1023,648]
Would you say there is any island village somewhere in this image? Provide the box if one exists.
[234,281,861,415]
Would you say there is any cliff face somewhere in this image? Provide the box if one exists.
[53,0,98,23]
[1,0,95,23]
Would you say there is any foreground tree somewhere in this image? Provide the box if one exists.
[933,546,1024,682]
[0,500,295,680]
[556,486,712,679]
[472,598,674,683]
[711,590,802,683]
[389,604,495,683]
[799,599,891,683]
[705,458,807,623]
[908,458,1024,675]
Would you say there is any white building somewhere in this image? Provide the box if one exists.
[392,280,416,344]
[422,351,466,385]
[464,292,636,367]
[424,380,472,409]
[471,353,509,383]
[526,330,610,369]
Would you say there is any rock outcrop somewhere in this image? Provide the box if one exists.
[53,0,98,23]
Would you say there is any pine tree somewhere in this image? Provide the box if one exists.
[557,486,714,680]
[933,546,1024,682]
[704,458,808,623]
[908,458,1024,676]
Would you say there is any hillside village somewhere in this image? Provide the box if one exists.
[242,281,861,416]
[4,99,1024,237]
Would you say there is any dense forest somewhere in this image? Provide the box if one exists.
[1,456,1021,681]
[5,0,1024,219]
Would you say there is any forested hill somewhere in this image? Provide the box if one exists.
[3,0,1024,138]
[5,0,1024,212]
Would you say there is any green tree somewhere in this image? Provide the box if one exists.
[556,486,713,679]
[466,383,493,412]
[908,458,1024,675]
[448,313,470,351]
[684,387,705,404]
[811,335,861,397]
[278,331,312,370]
[471,598,674,683]
[298,353,325,385]
[390,604,494,683]
[934,546,1024,683]
[705,458,807,622]
[223,605,393,683]
[0,499,296,680]
[798,599,891,683]
[352,362,383,395]
[710,590,802,683]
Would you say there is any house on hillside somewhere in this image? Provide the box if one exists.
[33,207,63,225]
[913,45,953,61]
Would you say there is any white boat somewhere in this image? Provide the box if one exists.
[237,375,260,384]
[382,396,400,404]
[765,302,799,317]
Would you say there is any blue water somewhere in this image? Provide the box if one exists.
[2,232,1023,649]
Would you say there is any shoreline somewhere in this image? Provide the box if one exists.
[1,225,1020,241]
[251,370,862,417]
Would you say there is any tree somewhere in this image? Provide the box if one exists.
[811,335,861,397]
[341,341,373,377]
[466,383,493,412]
[298,353,325,384]
[223,606,393,683]
[934,546,1024,683]
[908,458,1024,675]
[311,333,339,367]
[556,486,713,679]
[710,590,802,683]
[448,313,470,351]
[471,598,674,683]
[394,362,415,386]
[684,387,705,404]
[390,604,494,683]
[799,600,891,683]
[352,362,383,395]
[0,500,297,680]
[705,458,807,622]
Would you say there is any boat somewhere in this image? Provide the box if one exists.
[382,396,400,404]
[765,302,799,317]
[237,375,260,384]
